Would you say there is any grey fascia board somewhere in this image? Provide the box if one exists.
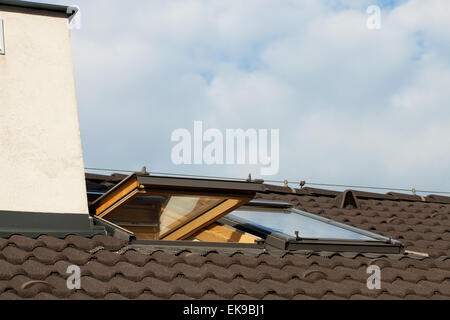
[0,0,76,18]
[0,210,106,238]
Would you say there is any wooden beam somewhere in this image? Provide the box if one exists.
[161,198,251,241]
[190,223,260,243]
[121,226,159,240]
[91,176,140,217]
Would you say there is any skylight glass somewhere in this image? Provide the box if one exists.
[159,196,225,237]
[104,194,225,238]
[227,207,388,241]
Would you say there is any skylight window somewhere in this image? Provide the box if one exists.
[159,196,225,236]
[221,201,403,253]
[88,174,402,253]
[228,207,379,241]
[89,174,263,241]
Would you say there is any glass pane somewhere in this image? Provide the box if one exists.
[228,208,375,241]
[105,194,224,238]
[159,196,224,236]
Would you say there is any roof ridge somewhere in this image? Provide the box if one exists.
[261,184,450,205]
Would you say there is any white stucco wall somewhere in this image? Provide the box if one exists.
[0,6,88,214]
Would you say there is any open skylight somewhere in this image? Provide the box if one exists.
[87,174,403,253]
[89,173,263,240]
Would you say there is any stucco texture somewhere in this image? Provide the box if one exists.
[0,6,88,214]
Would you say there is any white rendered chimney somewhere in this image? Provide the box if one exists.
[0,4,88,214]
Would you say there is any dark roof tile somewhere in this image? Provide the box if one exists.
[419,280,450,296]
[142,261,175,282]
[1,177,449,300]
[150,251,183,267]
[9,236,43,251]
[37,236,69,252]
[201,263,235,282]
[79,276,110,299]
[32,247,65,265]
[83,261,116,281]
[21,260,53,280]
[172,277,209,298]
[232,293,258,300]
[91,235,128,251]
[94,249,123,266]
[114,262,147,282]
[122,250,151,267]
[108,277,145,299]
[0,292,21,300]
[104,292,129,300]
[0,260,23,280]
[1,246,31,265]
[69,292,95,300]
[179,252,208,267]
[65,235,100,251]
[136,292,163,300]
[60,247,91,265]
[204,252,234,268]
[140,277,177,299]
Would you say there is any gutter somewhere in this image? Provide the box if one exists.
[0,0,78,18]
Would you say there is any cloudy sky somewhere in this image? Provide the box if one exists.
[43,0,450,193]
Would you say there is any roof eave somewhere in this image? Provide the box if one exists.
[0,0,76,18]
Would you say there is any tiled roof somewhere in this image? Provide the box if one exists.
[1,234,449,300]
[256,186,450,258]
[1,174,449,300]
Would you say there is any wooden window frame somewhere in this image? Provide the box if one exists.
[89,174,260,241]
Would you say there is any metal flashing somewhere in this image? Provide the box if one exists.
[245,199,293,208]
[132,239,265,252]
[0,210,106,238]
[0,0,76,18]
[265,234,404,254]
[92,216,135,242]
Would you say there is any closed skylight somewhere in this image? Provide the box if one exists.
[221,201,403,253]
[228,207,385,241]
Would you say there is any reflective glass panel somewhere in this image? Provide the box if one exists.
[159,196,224,236]
[105,194,225,238]
[228,207,381,241]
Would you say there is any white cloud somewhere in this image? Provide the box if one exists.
[37,0,450,192]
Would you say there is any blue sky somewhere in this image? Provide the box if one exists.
[40,0,450,194]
